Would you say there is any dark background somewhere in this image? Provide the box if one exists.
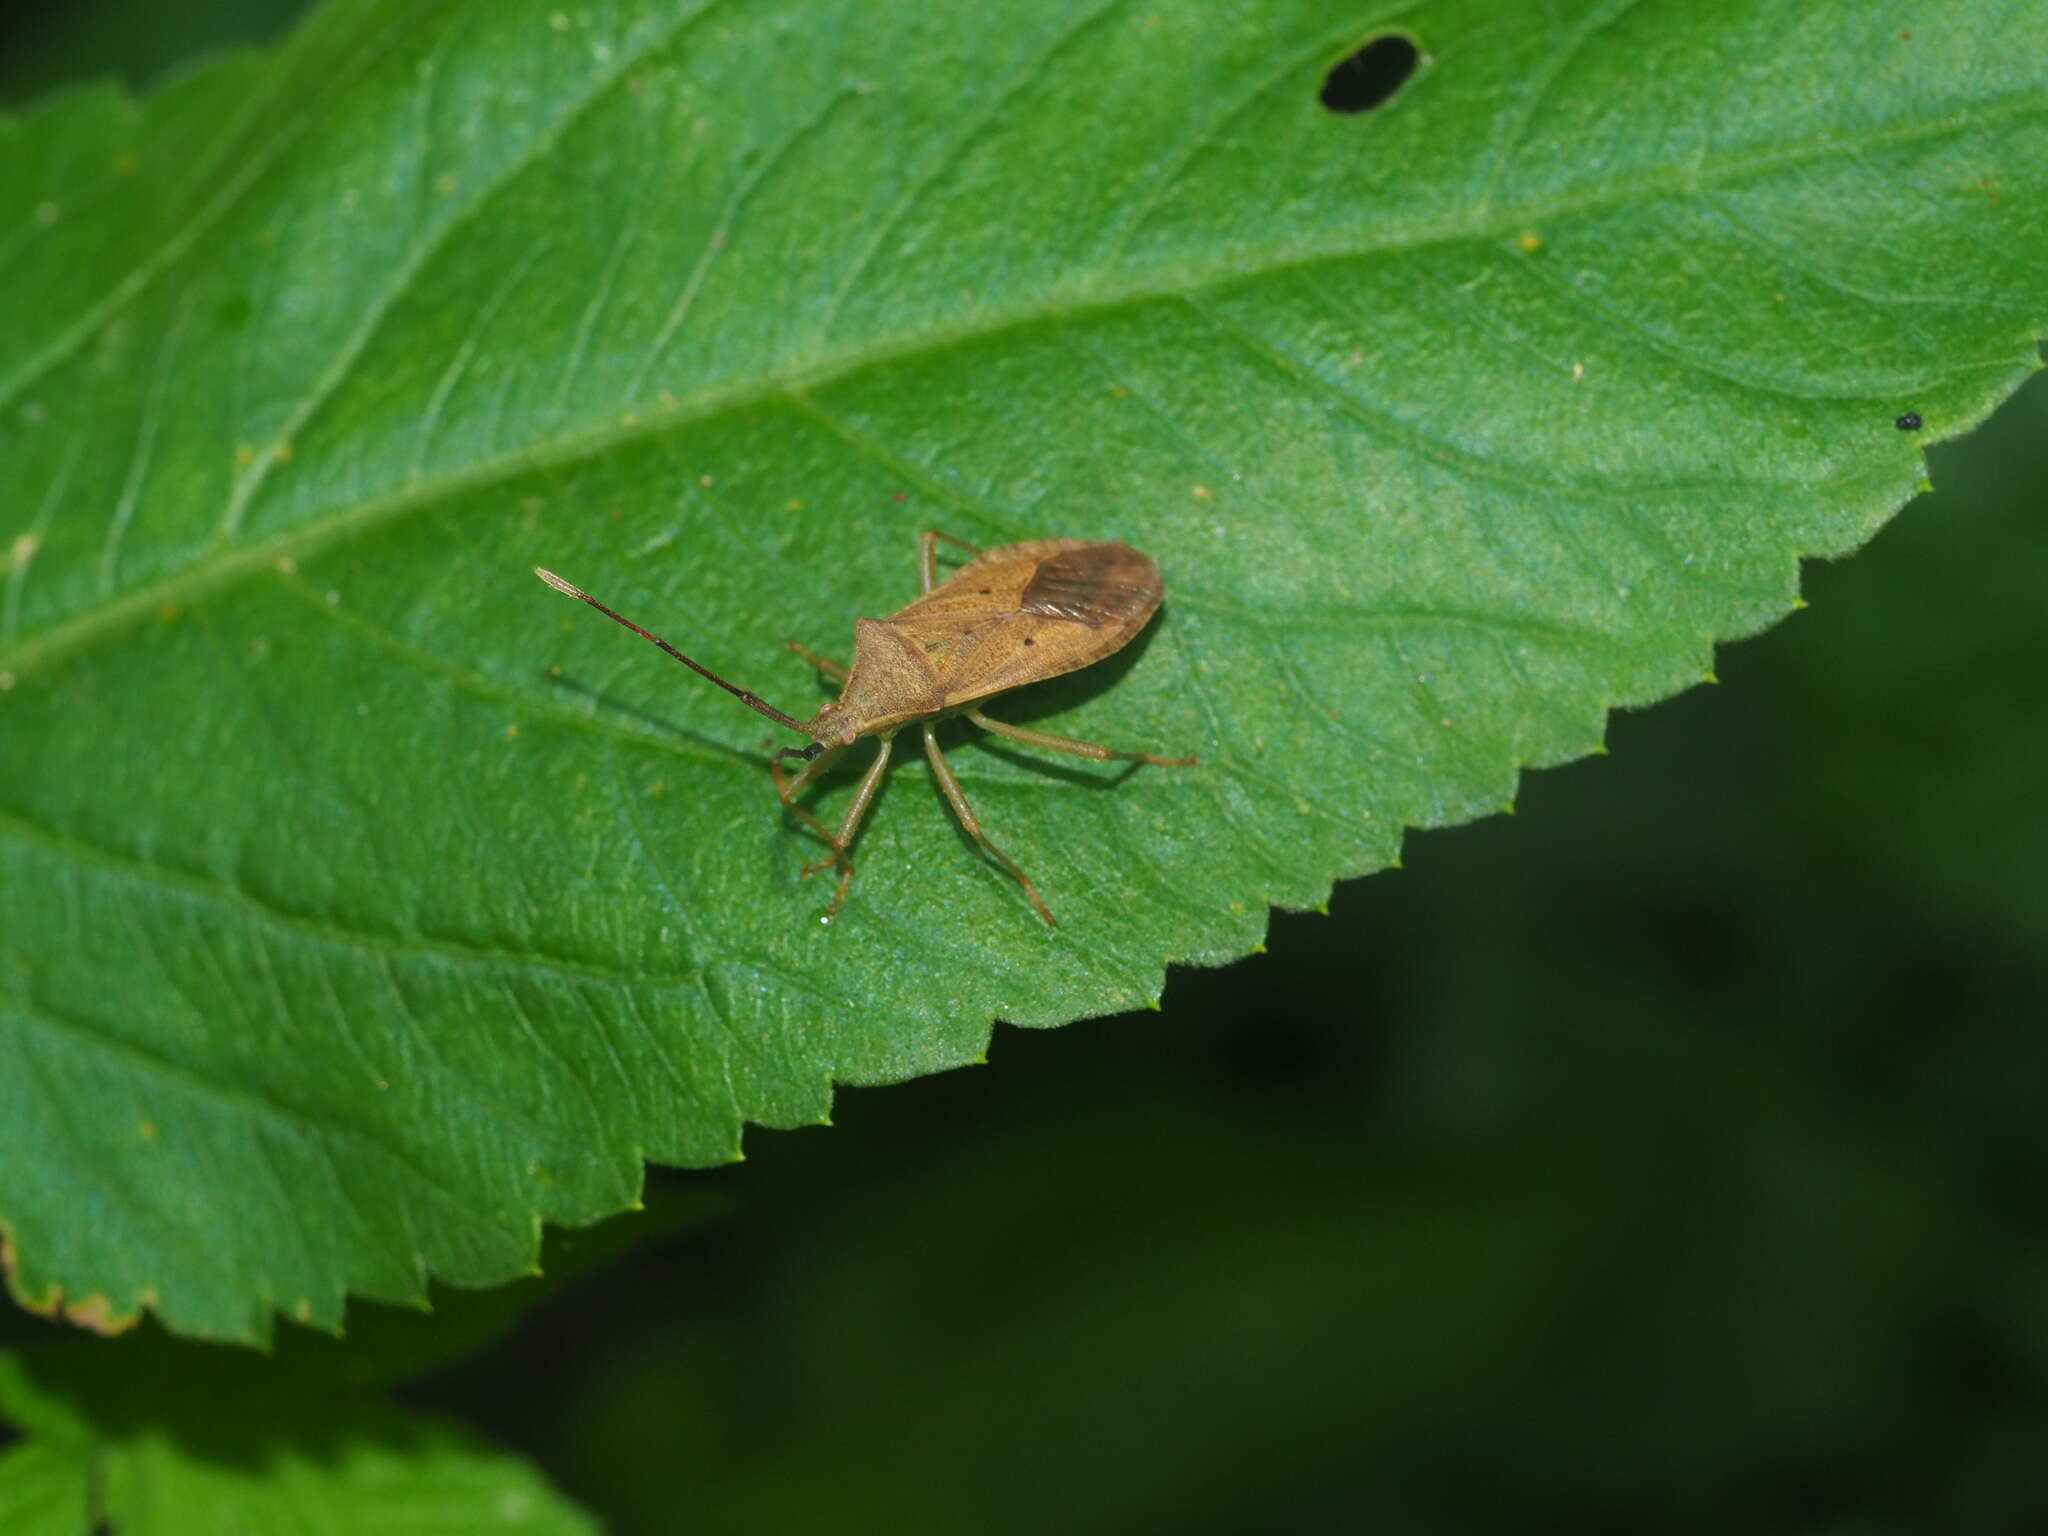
[6,7,2048,1531]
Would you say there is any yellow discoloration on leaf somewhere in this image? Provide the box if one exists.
[63,1292,138,1335]
[1,1227,140,1334]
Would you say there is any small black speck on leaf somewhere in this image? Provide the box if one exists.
[1319,35,1419,115]
[1896,411,1923,431]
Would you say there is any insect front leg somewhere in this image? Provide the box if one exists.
[770,741,848,873]
[917,528,984,594]
[773,736,893,920]
[964,708,1198,767]
[921,721,1056,927]
[770,741,847,805]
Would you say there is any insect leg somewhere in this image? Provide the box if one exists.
[921,721,1056,927]
[783,638,851,682]
[965,708,1198,767]
[773,736,892,916]
[801,734,894,918]
[918,528,984,594]
[771,741,847,802]
[771,741,850,862]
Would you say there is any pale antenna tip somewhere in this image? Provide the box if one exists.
[534,567,581,598]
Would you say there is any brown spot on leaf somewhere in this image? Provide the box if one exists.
[0,1222,141,1334]
[62,1292,137,1336]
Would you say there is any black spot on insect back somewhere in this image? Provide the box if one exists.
[1319,35,1420,114]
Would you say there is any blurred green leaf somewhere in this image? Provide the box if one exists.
[267,1177,726,1388]
[537,1039,1960,1534]
[0,0,2042,1343]
[0,1441,78,1533]
[0,1339,598,1534]
[0,0,309,109]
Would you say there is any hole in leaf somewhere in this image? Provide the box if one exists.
[1319,34,1419,114]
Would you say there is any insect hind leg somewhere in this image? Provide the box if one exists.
[965,708,1197,767]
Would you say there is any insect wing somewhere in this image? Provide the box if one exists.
[912,541,1165,708]
[1017,545,1161,628]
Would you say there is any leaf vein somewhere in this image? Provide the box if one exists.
[0,800,704,994]
[814,0,1133,345]
[0,978,513,1252]
[0,11,425,417]
[97,291,198,598]
[215,0,730,542]
[6,89,2044,681]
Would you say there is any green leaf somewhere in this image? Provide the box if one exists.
[0,1339,599,1534]
[0,0,2042,1341]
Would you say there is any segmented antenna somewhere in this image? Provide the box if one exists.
[535,568,811,736]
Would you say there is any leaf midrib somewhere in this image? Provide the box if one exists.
[1,86,2036,687]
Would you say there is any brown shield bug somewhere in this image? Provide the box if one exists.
[537,529,1195,925]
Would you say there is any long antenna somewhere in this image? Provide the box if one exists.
[535,568,811,736]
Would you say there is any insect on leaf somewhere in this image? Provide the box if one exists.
[0,0,2043,1341]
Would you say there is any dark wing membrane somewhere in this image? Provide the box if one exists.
[1017,546,1161,629]
[934,544,1167,707]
